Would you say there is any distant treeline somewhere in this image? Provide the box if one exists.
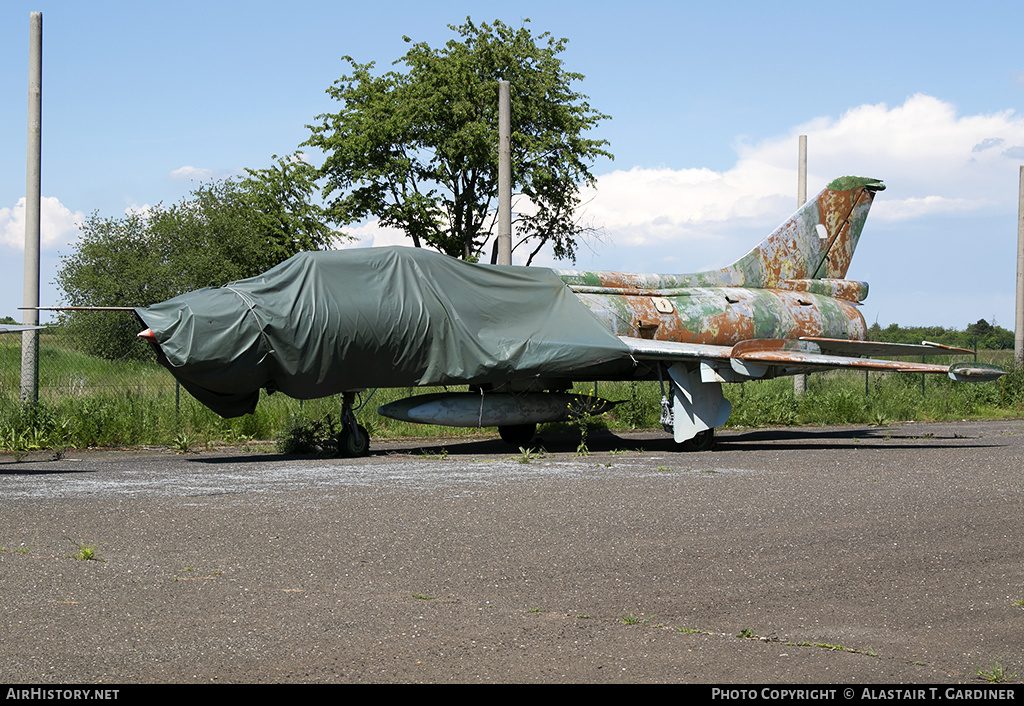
[867,319,1015,351]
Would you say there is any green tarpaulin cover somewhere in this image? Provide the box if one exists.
[136,247,632,417]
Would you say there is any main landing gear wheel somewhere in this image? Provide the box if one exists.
[499,423,537,446]
[679,428,715,452]
[339,423,370,458]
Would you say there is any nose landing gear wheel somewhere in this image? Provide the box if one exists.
[339,391,370,457]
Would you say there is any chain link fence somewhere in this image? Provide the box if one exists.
[1,323,174,404]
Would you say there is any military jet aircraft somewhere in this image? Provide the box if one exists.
[134,176,1003,456]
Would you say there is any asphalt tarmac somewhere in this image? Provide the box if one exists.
[2,419,1023,684]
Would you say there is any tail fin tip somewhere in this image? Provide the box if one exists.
[827,176,885,192]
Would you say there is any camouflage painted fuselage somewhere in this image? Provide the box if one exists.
[565,285,866,347]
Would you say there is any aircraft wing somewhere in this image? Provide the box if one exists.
[620,336,1004,382]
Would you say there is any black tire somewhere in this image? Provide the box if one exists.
[678,428,714,452]
[339,424,370,457]
[498,423,537,446]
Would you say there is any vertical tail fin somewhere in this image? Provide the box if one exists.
[556,176,883,299]
[724,176,884,288]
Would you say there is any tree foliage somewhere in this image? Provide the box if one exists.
[305,17,612,263]
[56,156,339,359]
[867,319,1015,350]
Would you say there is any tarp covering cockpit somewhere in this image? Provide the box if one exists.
[135,247,631,417]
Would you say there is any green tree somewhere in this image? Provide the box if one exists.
[868,319,1014,350]
[305,17,612,264]
[965,319,1014,350]
[56,159,339,359]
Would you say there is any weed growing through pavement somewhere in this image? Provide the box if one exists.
[66,539,103,561]
[977,663,1017,683]
[170,432,194,453]
[517,447,541,464]
[566,394,611,457]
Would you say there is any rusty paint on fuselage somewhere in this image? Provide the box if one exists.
[572,287,866,348]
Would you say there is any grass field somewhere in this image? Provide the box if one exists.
[2,330,1021,453]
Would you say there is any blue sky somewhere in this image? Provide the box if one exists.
[2,0,1023,330]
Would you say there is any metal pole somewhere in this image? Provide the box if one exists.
[794,135,808,397]
[21,12,42,404]
[1015,165,1024,366]
[797,134,807,206]
[496,80,512,266]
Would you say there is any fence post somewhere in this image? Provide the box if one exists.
[921,356,926,397]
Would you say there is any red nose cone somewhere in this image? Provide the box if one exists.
[137,328,156,341]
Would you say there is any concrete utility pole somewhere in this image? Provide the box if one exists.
[21,11,42,404]
[794,135,808,396]
[496,80,512,266]
[1015,165,1024,365]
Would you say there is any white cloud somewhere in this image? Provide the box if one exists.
[785,95,1024,202]
[579,166,790,246]
[872,195,979,221]
[336,220,412,250]
[582,94,1024,252]
[124,203,154,218]
[169,165,213,181]
[0,196,85,251]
